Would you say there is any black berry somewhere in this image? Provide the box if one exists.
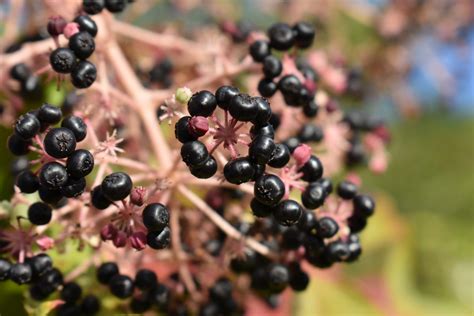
[73,15,98,37]
[105,0,126,13]
[249,135,275,165]
[353,194,375,217]
[39,162,68,189]
[14,114,40,139]
[273,200,302,226]
[258,78,277,97]
[250,198,273,218]
[91,186,111,210]
[82,0,105,15]
[0,259,12,281]
[10,63,31,81]
[28,202,52,225]
[228,94,258,122]
[190,156,217,179]
[142,203,169,231]
[223,157,255,184]
[60,176,86,198]
[254,174,285,206]
[71,60,97,88]
[187,90,217,117]
[317,217,339,238]
[61,116,87,142]
[66,149,94,178]
[97,262,119,284]
[61,282,82,303]
[101,172,133,201]
[301,182,326,209]
[50,48,76,74]
[268,143,290,168]
[268,23,295,51]
[135,269,157,290]
[293,22,315,49]
[249,40,271,62]
[337,181,357,200]
[146,227,171,249]
[10,263,32,284]
[80,294,100,314]
[262,55,282,78]
[16,170,39,194]
[44,127,77,158]
[109,274,134,298]
[298,155,323,182]
[69,31,95,60]
[180,141,209,167]
[215,85,240,110]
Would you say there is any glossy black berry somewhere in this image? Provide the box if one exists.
[39,267,63,291]
[130,295,151,313]
[267,264,289,293]
[0,259,11,281]
[223,157,255,184]
[249,40,270,62]
[91,186,111,209]
[37,103,62,126]
[135,269,157,290]
[187,90,217,117]
[289,269,309,291]
[175,116,197,143]
[61,116,87,142]
[273,199,303,226]
[326,241,350,262]
[298,124,323,143]
[282,227,305,249]
[298,155,323,182]
[69,31,95,60]
[317,217,339,238]
[50,48,76,74]
[61,282,82,303]
[15,114,40,139]
[101,172,133,201]
[10,263,32,284]
[250,123,275,139]
[268,23,295,51]
[28,202,52,225]
[347,215,367,233]
[146,227,171,249]
[249,135,275,165]
[293,22,315,49]
[278,74,301,103]
[250,198,273,218]
[56,303,80,316]
[109,274,134,299]
[346,239,362,262]
[97,262,119,284]
[353,194,375,217]
[73,15,98,37]
[83,0,105,15]
[16,170,39,194]
[262,55,282,78]
[66,149,94,178]
[105,0,126,13]
[142,203,169,231]
[297,210,318,234]
[301,182,326,209]
[60,176,86,198]
[258,78,277,97]
[44,127,77,158]
[316,177,333,195]
[230,249,257,273]
[252,162,266,181]
[337,181,358,200]
[39,162,68,189]
[252,97,272,125]
[28,253,52,278]
[268,143,290,168]
[254,174,285,206]
[81,294,100,314]
[71,60,97,88]
[215,85,240,110]
[190,156,217,179]
[228,94,258,122]
[303,101,319,118]
[38,186,64,204]
[10,63,31,81]
[180,141,209,167]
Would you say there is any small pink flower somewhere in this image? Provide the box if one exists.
[130,231,147,250]
[293,144,312,167]
[36,236,54,251]
[113,231,127,248]
[100,223,117,241]
[189,116,209,137]
[63,22,80,39]
[130,187,147,206]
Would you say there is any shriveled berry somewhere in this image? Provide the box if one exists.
[268,143,290,168]
[44,127,77,158]
[109,274,134,298]
[28,202,52,225]
[66,149,94,178]
[228,94,258,122]
[50,48,76,74]
[39,162,68,189]
[273,200,303,226]
[181,141,209,167]
[268,23,295,51]
[258,78,277,97]
[146,227,171,249]
[71,60,97,88]
[223,157,255,184]
[69,31,95,60]
[101,172,132,201]
[215,85,240,110]
[16,170,39,194]
[14,114,40,139]
[254,174,285,206]
[61,116,87,142]
[187,90,217,117]
[262,55,282,78]
[142,203,169,231]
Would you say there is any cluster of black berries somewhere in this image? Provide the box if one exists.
[0,253,100,314]
[82,0,132,15]
[9,104,93,213]
[91,172,132,210]
[282,122,324,153]
[343,112,390,167]
[9,63,40,94]
[96,262,169,313]
[142,203,171,250]
[148,58,173,88]
[249,22,320,115]
[49,15,97,89]
[220,20,254,43]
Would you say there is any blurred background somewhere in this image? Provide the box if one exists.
[0,0,473,315]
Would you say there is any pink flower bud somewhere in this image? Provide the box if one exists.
[100,223,117,241]
[325,99,339,113]
[113,231,127,248]
[372,125,391,144]
[293,144,312,166]
[130,231,147,251]
[346,173,362,187]
[36,236,55,251]
[63,22,80,39]
[47,16,67,37]
[130,187,147,206]
[304,78,316,95]
[189,116,209,137]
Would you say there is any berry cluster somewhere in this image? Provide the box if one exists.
[82,0,131,15]
[0,253,100,315]
[9,104,93,214]
[48,14,97,89]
